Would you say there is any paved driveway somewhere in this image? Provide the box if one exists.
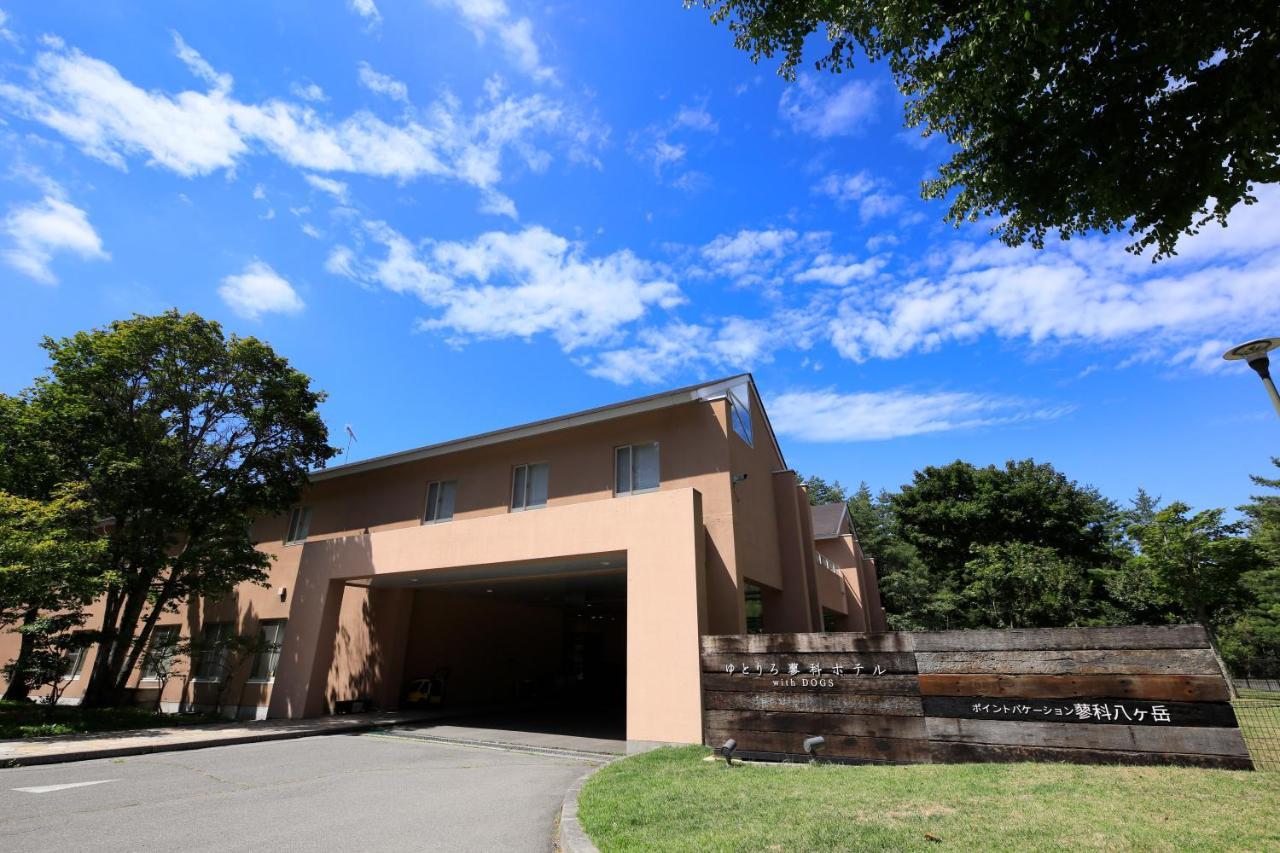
[0,732,599,852]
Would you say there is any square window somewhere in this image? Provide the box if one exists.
[424,480,457,523]
[141,625,180,680]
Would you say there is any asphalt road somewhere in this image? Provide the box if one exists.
[0,732,599,852]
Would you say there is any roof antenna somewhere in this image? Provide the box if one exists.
[344,424,358,464]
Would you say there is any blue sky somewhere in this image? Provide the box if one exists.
[1,1,1277,514]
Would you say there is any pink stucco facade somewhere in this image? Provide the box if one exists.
[0,375,885,747]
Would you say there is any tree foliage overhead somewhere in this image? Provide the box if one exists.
[694,0,1280,258]
[25,311,335,706]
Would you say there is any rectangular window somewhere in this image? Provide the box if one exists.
[63,635,89,680]
[423,480,457,523]
[615,442,660,495]
[194,622,233,680]
[728,382,753,446]
[744,584,765,634]
[251,620,286,681]
[142,625,180,680]
[285,506,312,545]
[510,462,548,511]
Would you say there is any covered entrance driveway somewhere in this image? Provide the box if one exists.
[268,488,708,749]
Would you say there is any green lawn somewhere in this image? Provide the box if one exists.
[0,700,221,739]
[579,746,1280,852]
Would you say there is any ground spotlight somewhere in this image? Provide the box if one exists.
[720,738,737,766]
[803,736,825,761]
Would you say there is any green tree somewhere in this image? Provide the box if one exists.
[26,311,334,707]
[963,541,1094,628]
[1126,502,1262,643]
[694,0,1278,258]
[1219,459,1280,674]
[802,474,847,506]
[0,486,107,701]
[3,615,94,713]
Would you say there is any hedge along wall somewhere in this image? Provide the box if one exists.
[701,625,1252,770]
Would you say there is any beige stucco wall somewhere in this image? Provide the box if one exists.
[267,487,707,745]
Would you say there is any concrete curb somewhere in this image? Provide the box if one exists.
[557,757,613,853]
[0,715,426,769]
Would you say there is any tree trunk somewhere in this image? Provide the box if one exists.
[1,609,40,701]
[80,585,123,708]
[116,571,180,693]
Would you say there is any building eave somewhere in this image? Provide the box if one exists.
[310,373,784,483]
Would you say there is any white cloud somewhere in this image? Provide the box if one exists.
[813,170,906,221]
[828,186,1280,363]
[771,388,1070,442]
[357,62,408,103]
[3,194,108,283]
[300,223,322,239]
[434,0,555,83]
[252,183,266,200]
[674,103,717,133]
[701,228,800,285]
[779,75,879,138]
[348,0,381,26]
[0,9,17,46]
[583,317,783,386]
[0,39,602,212]
[171,32,232,94]
[794,253,886,286]
[290,81,327,103]
[304,173,349,202]
[329,223,683,351]
[218,260,303,320]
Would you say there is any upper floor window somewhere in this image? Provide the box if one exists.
[423,480,457,523]
[511,462,549,511]
[728,382,753,446]
[615,442,660,496]
[285,506,311,545]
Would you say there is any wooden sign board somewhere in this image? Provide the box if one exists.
[700,625,1252,770]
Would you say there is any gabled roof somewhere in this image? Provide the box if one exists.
[311,373,786,482]
[810,502,851,540]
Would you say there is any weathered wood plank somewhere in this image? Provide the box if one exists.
[921,696,1238,727]
[701,633,916,654]
[701,652,918,675]
[705,726,933,763]
[916,648,1220,676]
[704,690,923,717]
[923,718,1251,757]
[704,709,928,740]
[911,625,1209,652]
[701,672,920,696]
[917,673,1230,702]
[929,741,1253,770]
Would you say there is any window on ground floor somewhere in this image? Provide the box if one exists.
[62,633,90,680]
[744,583,765,634]
[194,621,234,680]
[251,620,286,681]
[823,609,840,633]
[141,625,180,680]
[615,442,660,496]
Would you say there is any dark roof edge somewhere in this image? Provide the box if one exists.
[311,373,785,483]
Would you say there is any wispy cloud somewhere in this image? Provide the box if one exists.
[0,36,604,215]
[290,80,327,103]
[304,173,349,203]
[434,0,554,83]
[813,170,905,222]
[779,74,879,138]
[357,61,408,103]
[218,260,303,320]
[771,388,1072,442]
[347,0,381,28]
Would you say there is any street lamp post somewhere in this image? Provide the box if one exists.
[1223,338,1280,419]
